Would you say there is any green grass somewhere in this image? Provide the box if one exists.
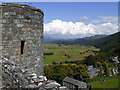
[90,77,119,88]
[44,44,99,64]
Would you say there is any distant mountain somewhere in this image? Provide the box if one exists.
[91,32,120,53]
[44,34,60,43]
[84,35,107,40]
[50,34,107,45]
[44,36,55,43]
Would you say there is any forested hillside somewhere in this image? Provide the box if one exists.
[84,32,120,65]
[91,32,120,53]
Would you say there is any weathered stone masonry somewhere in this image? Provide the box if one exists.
[0,3,44,75]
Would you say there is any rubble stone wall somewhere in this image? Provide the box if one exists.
[0,56,60,89]
[0,3,44,75]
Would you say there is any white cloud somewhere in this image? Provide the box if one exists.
[80,16,89,21]
[92,16,118,24]
[44,19,118,39]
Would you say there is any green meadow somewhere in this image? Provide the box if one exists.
[44,44,99,64]
[90,77,119,88]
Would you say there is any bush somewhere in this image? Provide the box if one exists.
[44,52,54,55]
[44,64,89,83]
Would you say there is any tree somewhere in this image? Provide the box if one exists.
[102,62,109,76]
[84,55,96,65]
[95,62,103,76]
[44,65,54,79]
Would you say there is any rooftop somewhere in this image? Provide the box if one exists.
[63,77,87,88]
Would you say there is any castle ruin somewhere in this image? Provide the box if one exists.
[0,3,44,75]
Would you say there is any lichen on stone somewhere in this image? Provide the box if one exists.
[1,3,44,15]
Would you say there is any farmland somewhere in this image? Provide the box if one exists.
[89,77,119,88]
[44,44,99,64]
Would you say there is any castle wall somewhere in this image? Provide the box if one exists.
[0,3,44,75]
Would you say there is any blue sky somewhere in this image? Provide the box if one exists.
[31,2,118,23]
[1,2,118,39]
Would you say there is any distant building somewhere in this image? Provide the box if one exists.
[88,65,100,78]
[109,56,119,64]
[63,77,91,90]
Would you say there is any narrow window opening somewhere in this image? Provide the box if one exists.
[21,41,25,54]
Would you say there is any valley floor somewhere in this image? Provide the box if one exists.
[89,77,119,88]
[44,44,99,64]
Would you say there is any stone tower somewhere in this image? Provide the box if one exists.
[0,3,44,75]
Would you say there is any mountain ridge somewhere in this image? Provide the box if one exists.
[47,34,107,45]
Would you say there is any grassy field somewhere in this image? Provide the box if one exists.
[90,77,119,88]
[44,44,99,64]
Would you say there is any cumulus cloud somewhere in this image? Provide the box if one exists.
[44,19,118,39]
[80,16,89,21]
[92,16,118,24]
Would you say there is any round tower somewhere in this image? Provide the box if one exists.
[0,3,44,75]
